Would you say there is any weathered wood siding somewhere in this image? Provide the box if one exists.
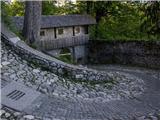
[39,35,89,50]
[55,26,87,38]
[40,28,55,41]
[40,26,88,40]
[75,26,87,36]
[56,27,73,38]
[39,26,89,50]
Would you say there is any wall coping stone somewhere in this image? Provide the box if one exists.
[9,37,20,44]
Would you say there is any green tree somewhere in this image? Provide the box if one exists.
[1,1,12,25]
[78,1,113,38]
[141,1,160,37]
[10,0,25,16]
[60,0,78,14]
[42,1,60,15]
[80,1,159,40]
[97,2,145,40]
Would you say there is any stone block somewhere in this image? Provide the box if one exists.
[1,81,41,111]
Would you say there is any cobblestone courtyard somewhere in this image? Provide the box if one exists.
[1,42,160,120]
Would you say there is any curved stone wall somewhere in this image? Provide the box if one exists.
[1,23,110,81]
[88,40,160,69]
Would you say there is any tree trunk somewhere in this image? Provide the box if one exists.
[23,1,33,44]
[23,1,42,45]
[32,1,42,44]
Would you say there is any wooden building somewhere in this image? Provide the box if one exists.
[13,15,96,50]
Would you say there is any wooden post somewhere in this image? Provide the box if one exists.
[54,28,57,38]
[73,26,75,36]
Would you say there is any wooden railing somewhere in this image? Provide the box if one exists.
[39,35,89,50]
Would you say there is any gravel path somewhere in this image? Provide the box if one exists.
[1,42,160,120]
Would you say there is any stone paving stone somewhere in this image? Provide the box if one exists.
[1,81,41,111]
[1,79,11,88]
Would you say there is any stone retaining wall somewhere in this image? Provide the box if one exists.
[88,40,160,69]
[1,23,110,81]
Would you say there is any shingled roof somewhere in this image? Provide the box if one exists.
[12,15,96,30]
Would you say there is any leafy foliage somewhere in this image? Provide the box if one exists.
[141,1,160,36]
[1,1,12,25]
[42,1,60,15]
[61,0,78,14]
[86,1,160,40]
[1,1,19,34]
[10,0,24,16]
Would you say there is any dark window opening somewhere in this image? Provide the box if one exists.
[40,30,45,36]
[58,28,63,35]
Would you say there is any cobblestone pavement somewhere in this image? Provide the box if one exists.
[1,42,160,120]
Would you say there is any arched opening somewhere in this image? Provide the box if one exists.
[59,48,73,63]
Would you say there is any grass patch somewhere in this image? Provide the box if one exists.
[69,77,118,90]
[56,54,76,64]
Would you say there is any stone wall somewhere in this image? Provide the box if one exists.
[88,40,160,69]
[1,23,110,81]
[73,45,88,64]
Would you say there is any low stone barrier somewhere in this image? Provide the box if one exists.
[89,40,160,69]
[1,23,110,81]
